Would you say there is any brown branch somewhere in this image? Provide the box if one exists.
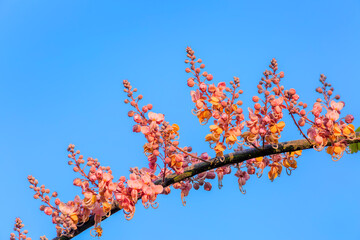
[53,132,360,240]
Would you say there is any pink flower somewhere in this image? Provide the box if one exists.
[44,207,53,216]
[92,202,105,225]
[133,114,142,123]
[208,84,216,93]
[148,112,164,124]
[326,110,339,121]
[190,90,204,109]
[140,126,150,135]
[73,178,81,186]
[217,82,226,90]
[235,170,250,186]
[330,100,344,112]
[103,172,113,182]
[127,178,142,190]
[312,102,323,117]
[199,82,207,92]
[95,169,103,179]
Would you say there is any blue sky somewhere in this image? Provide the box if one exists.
[1,1,360,239]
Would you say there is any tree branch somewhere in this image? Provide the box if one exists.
[53,132,360,240]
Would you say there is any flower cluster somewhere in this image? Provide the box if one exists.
[243,58,310,148]
[172,152,218,205]
[124,79,186,174]
[115,167,163,220]
[185,47,245,156]
[13,47,357,239]
[28,144,165,238]
[123,79,212,176]
[291,74,355,160]
[10,218,48,240]
[184,49,309,185]
[10,218,32,240]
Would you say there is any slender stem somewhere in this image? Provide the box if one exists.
[276,83,312,144]
[173,145,209,163]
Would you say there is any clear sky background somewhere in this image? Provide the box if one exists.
[1,1,360,240]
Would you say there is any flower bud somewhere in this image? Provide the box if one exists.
[163,186,171,195]
[289,88,296,95]
[187,78,195,87]
[345,114,354,124]
[199,83,207,91]
[73,178,82,186]
[142,106,148,113]
[298,118,306,127]
[206,172,216,179]
[204,182,212,191]
[44,207,53,216]
[252,96,259,102]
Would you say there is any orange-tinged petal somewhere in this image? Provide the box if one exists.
[276,164,283,175]
[205,134,213,142]
[212,133,221,141]
[294,150,302,156]
[277,121,285,130]
[198,110,212,124]
[103,201,111,213]
[226,135,237,144]
[283,159,290,168]
[176,161,183,168]
[333,146,343,154]
[268,167,278,181]
[290,150,302,157]
[214,143,226,155]
[326,147,334,155]
[210,125,223,134]
[270,125,277,134]
[215,128,223,135]
[210,97,219,103]
[333,124,341,136]
[283,159,297,169]
[70,213,78,224]
[172,124,180,132]
[343,124,355,136]
[209,125,217,131]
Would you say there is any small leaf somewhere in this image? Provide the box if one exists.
[349,127,360,154]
